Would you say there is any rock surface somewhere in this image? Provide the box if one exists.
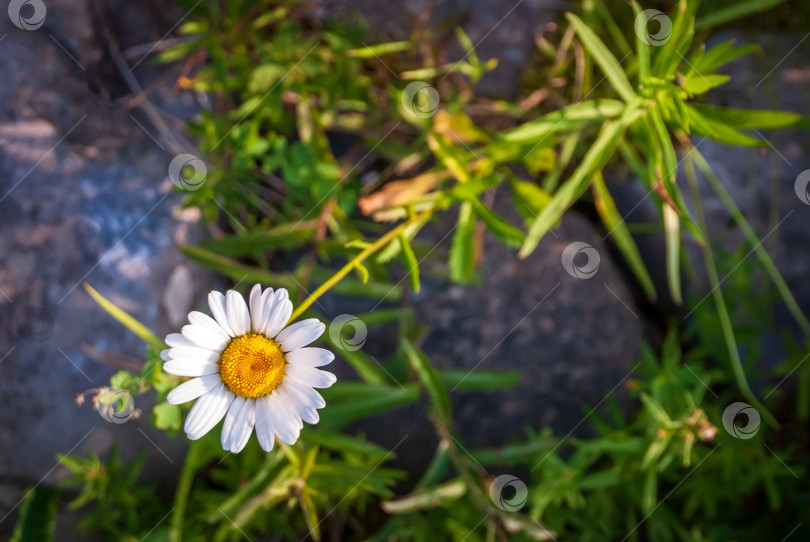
[348,0,549,99]
[325,191,645,474]
[0,0,213,538]
[416,207,644,450]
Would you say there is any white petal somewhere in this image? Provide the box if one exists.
[167,346,220,363]
[254,396,276,452]
[160,349,171,361]
[188,311,231,343]
[184,382,234,440]
[221,396,256,453]
[267,392,302,445]
[226,290,251,336]
[249,284,266,333]
[275,389,304,429]
[208,291,236,337]
[165,333,194,348]
[221,396,245,449]
[182,324,229,351]
[284,376,326,409]
[285,364,337,389]
[167,374,222,405]
[276,319,325,352]
[233,400,256,452]
[285,347,334,367]
[262,296,293,339]
[163,358,220,377]
[230,399,256,453]
[257,287,275,329]
[280,380,320,424]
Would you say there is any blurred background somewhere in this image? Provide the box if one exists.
[1,0,809,540]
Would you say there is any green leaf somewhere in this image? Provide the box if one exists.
[683,103,765,147]
[300,492,321,541]
[511,179,552,222]
[691,104,802,130]
[520,99,645,257]
[663,204,682,305]
[499,99,625,143]
[567,13,636,102]
[303,430,392,461]
[84,283,165,349]
[10,486,58,542]
[348,41,411,58]
[578,470,622,490]
[471,437,556,466]
[523,146,557,175]
[199,221,318,257]
[688,41,756,76]
[695,0,785,30]
[352,261,370,284]
[180,245,298,290]
[592,172,656,300]
[398,234,421,292]
[153,402,182,431]
[319,384,420,430]
[181,246,399,300]
[472,202,525,248]
[382,478,466,514]
[647,109,703,242]
[402,339,452,424]
[449,201,476,282]
[437,369,521,391]
[630,1,651,83]
[325,336,391,386]
[651,0,698,78]
[248,64,285,93]
[682,74,730,95]
[427,135,470,184]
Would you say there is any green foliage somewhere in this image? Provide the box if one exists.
[10,486,58,542]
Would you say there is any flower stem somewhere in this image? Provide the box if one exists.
[169,440,202,542]
[289,210,430,322]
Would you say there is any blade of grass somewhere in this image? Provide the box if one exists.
[169,440,203,542]
[691,149,810,334]
[630,1,651,83]
[592,171,657,300]
[695,0,785,30]
[399,234,421,292]
[402,339,452,425]
[84,283,165,349]
[663,203,683,304]
[684,155,778,428]
[566,13,637,102]
[520,99,646,257]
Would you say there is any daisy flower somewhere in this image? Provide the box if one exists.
[161,285,336,453]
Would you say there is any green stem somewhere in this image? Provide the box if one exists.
[169,440,202,542]
[213,452,281,522]
[691,148,810,335]
[288,211,431,322]
[684,155,778,428]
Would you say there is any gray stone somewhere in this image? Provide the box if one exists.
[344,191,645,473]
[342,0,550,99]
[0,0,214,538]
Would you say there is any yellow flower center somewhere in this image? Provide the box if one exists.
[219,333,286,398]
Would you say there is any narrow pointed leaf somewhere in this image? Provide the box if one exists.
[566,13,636,102]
